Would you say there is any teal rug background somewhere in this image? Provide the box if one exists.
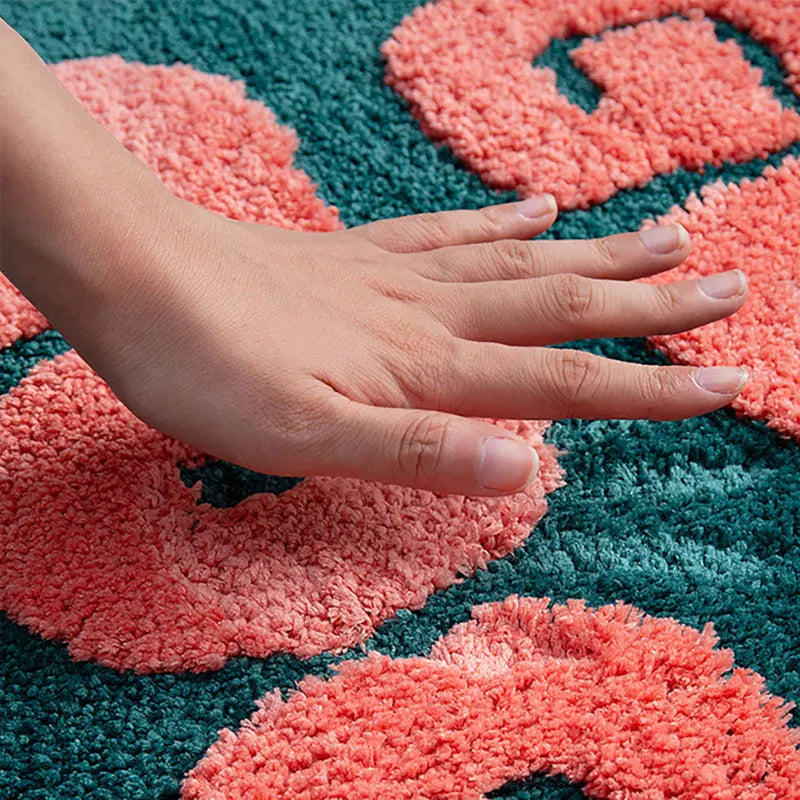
[0,1,799,798]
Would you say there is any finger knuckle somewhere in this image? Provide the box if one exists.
[396,411,452,480]
[386,328,458,409]
[592,236,617,274]
[550,273,595,320]
[492,239,536,280]
[264,385,332,448]
[475,207,508,240]
[642,365,685,412]
[551,350,604,415]
[418,212,454,243]
[651,282,683,315]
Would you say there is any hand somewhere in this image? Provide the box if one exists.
[0,18,749,497]
[71,191,747,497]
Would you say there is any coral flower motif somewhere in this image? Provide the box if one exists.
[383,0,800,208]
[182,596,800,798]
[646,156,800,440]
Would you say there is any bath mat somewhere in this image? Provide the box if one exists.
[1,0,799,798]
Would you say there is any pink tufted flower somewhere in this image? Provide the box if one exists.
[182,596,800,798]
[646,156,800,440]
[383,0,800,208]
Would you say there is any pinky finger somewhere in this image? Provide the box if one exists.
[439,343,750,422]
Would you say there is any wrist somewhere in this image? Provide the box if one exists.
[0,18,187,353]
[2,157,182,342]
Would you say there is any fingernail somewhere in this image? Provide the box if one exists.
[477,437,539,492]
[698,269,747,300]
[639,224,689,254]
[692,366,749,395]
[516,194,557,220]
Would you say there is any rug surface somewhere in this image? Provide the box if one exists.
[1,0,800,798]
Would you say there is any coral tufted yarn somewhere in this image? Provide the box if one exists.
[383,0,800,208]
[182,597,800,798]
[646,155,800,440]
[0,352,560,673]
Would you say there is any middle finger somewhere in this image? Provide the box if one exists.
[417,225,690,283]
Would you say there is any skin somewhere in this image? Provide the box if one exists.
[0,19,749,497]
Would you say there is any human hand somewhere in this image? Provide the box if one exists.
[0,18,749,497]
[68,191,747,497]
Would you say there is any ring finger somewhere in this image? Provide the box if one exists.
[435,269,748,345]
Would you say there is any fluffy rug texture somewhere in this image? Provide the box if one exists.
[0,1,799,798]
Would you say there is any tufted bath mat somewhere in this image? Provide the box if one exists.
[1,1,799,797]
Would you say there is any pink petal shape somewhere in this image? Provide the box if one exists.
[383,1,800,209]
[0,55,341,348]
[646,155,800,439]
[182,596,800,798]
[0,351,562,673]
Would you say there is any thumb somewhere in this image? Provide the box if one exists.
[319,401,539,496]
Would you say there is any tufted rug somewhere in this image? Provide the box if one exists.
[1,1,800,798]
